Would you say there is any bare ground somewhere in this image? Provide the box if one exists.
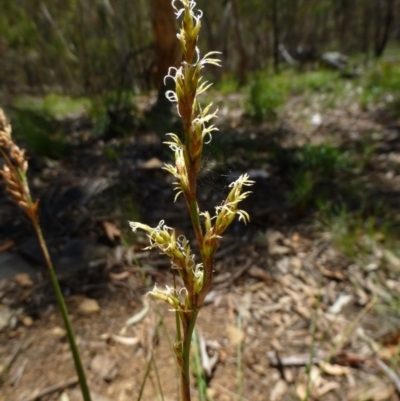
[1,90,400,401]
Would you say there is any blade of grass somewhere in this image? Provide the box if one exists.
[303,292,320,401]
[192,330,208,401]
[136,351,153,401]
[237,311,243,401]
[151,351,165,401]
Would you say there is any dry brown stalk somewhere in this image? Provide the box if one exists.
[0,108,92,401]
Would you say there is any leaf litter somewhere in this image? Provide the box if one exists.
[1,88,400,400]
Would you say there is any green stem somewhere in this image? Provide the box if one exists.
[180,309,200,401]
[35,225,92,401]
[188,198,203,248]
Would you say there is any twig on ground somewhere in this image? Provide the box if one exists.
[19,377,78,401]
[215,243,239,260]
[1,340,24,379]
[213,383,251,401]
[302,241,329,270]
[9,358,28,386]
[326,297,376,362]
[375,358,400,395]
[267,350,328,367]
[124,299,149,327]
[274,351,287,381]
[198,331,219,378]
[214,259,253,290]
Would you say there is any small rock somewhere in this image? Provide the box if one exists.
[252,363,266,376]
[21,315,33,327]
[139,157,163,169]
[14,273,34,288]
[51,326,67,339]
[328,293,353,315]
[0,252,37,280]
[218,350,228,363]
[0,304,13,331]
[59,392,70,401]
[270,380,288,401]
[90,354,118,381]
[248,266,273,284]
[276,257,290,274]
[311,113,322,127]
[226,325,245,346]
[78,298,100,315]
[290,256,302,271]
[266,230,291,256]
[383,250,400,270]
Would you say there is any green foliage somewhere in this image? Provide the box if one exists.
[360,62,400,111]
[89,91,138,138]
[215,74,240,94]
[246,75,287,122]
[13,94,90,119]
[10,109,67,158]
[366,62,400,92]
[290,70,341,94]
[10,94,91,158]
[317,203,398,274]
[319,205,377,260]
[0,3,38,48]
[272,142,353,211]
[287,170,315,211]
[295,143,351,176]
[246,70,350,122]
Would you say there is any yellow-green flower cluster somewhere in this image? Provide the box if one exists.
[166,0,221,176]
[129,0,254,310]
[129,220,203,308]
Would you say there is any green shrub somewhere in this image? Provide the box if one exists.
[291,70,339,94]
[13,94,90,119]
[360,62,400,110]
[10,109,67,158]
[246,75,287,122]
[89,91,138,139]
[272,143,353,211]
[295,143,351,177]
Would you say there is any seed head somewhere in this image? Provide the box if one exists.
[0,109,33,215]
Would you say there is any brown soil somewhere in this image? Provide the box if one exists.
[1,90,400,401]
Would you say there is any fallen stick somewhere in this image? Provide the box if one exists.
[19,377,78,401]
[214,259,253,290]
[9,358,28,386]
[375,358,400,395]
[213,383,251,401]
[197,331,219,378]
[1,341,23,378]
[267,350,328,367]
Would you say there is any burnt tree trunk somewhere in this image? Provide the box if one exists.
[270,0,280,73]
[150,0,179,91]
[374,0,395,58]
[231,0,248,86]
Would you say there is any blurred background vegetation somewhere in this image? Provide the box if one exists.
[1,0,399,100]
[1,0,400,225]
[2,0,400,225]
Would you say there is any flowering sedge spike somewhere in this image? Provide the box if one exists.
[130,0,254,312]
[129,1,253,399]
